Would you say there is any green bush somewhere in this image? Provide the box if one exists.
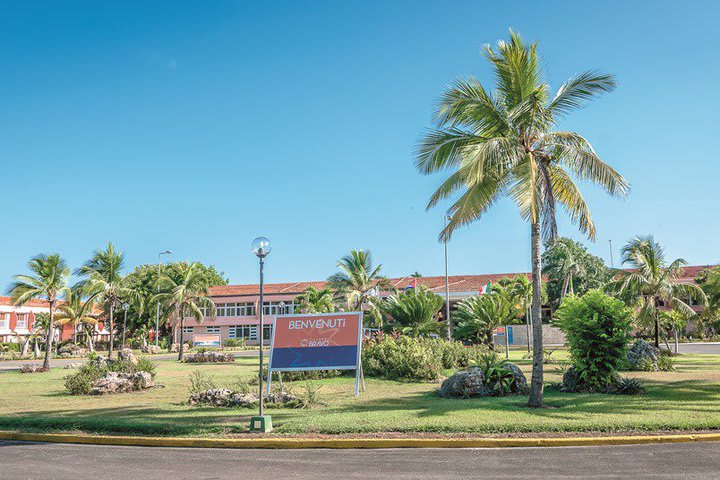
[223,338,247,348]
[362,335,443,381]
[64,363,106,395]
[261,367,343,382]
[612,377,645,395]
[554,290,633,392]
[135,358,157,379]
[658,352,676,372]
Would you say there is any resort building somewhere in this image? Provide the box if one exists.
[172,265,715,347]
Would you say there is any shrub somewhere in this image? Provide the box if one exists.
[135,358,157,379]
[223,338,247,348]
[612,377,645,395]
[65,362,106,395]
[362,335,443,381]
[188,370,218,394]
[295,381,324,408]
[658,352,676,372]
[554,290,633,392]
[627,340,660,371]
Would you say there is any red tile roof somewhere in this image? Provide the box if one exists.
[0,296,52,307]
[210,265,716,297]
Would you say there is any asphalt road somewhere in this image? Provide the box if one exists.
[0,350,259,372]
[676,342,720,354]
[1,441,719,479]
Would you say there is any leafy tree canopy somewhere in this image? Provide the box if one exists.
[542,237,610,308]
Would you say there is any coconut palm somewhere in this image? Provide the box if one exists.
[609,235,706,348]
[453,292,511,348]
[297,286,336,313]
[383,287,445,336]
[416,31,629,406]
[54,290,99,347]
[327,250,395,327]
[154,262,216,361]
[7,254,70,369]
[75,243,127,358]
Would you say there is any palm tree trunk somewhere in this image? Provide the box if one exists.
[674,329,679,354]
[43,300,54,370]
[21,337,30,357]
[654,307,660,349]
[528,222,544,408]
[178,312,185,362]
[525,306,531,353]
[33,338,40,358]
[108,302,115,358]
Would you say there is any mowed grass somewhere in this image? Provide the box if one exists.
[1,351,720,437]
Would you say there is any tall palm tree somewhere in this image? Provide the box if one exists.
[75,243,127,358]
[383,287,445,336]
[609,236,706,348]
[54,290,99,347]
[551,239,585,299]
[416,31,629,407]
[327,250,395,327]
[8,254,70,369]
[154,262,216,361]
[297,286,336,313]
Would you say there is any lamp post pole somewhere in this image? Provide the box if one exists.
[444,215,451,340]
[122,303,129,349]
[155,250,172,347]
[251,237,272,433]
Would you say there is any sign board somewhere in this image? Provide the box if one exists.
[192,333,221,348]
[267,312,364,396]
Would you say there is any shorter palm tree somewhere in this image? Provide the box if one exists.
[75,243,127,358]
[609,236,707,348]
[297,286,336,313]
[327,250,395,327]
[55,290,99,346]
[8,254,70,369]
[154,262,216,361]
[383,287,445,336]
[453,292,512,349]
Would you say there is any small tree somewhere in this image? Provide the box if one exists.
[554,290,633,391]
[383,287,444,336]
[297,286,336,313]
[453,293,511,348]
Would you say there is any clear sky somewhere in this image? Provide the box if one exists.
[1,1,718,287]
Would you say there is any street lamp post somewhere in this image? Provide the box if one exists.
[122,303,129,349]
[155,250,173,347]
[250,237,272,433]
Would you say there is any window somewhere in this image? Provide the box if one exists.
[262,302,298,315]
[182,326,194,334]
[228,325,257,340]
[16,314,28,329]
[206,326,221,334]
[212,302,256,317]
[262,324,273,340]
[0,313,8,329]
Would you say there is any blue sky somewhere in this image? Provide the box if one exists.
[1,1,718,287]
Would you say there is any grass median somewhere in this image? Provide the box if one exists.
[1,352,720,437]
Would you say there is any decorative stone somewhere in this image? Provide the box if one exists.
[439,367,491,398]
[118,348,138,365]
[505,363,530,394]
[90,371,154,395]
[183,351,235,363]
[627,340,660,371]
[19,364,47,373]
[188,389,299,407]
[63,362,83,369]
[170,343,180,353]
[141,345,161,354]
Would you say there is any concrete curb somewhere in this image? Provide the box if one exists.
[2,431,720,449]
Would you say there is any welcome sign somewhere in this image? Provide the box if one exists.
[267,312,364,395]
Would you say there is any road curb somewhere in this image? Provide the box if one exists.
[2,431,720,449]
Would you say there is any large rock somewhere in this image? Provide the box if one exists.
[184,351,235,363]
[170,343,180,353]
[141,345,161,354]
[19,364,47,373]
[439,367,491,398]
[627,340,659,371]
[118,348,138,365]
[90,371,154,395]
[505,363,530,394]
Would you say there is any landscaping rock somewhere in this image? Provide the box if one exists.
[439,367,491,398]
[141,345,161,354]
[188,388,299,407]
[19,364,47,373]
[58,345,89,357]
[90,371,154,395]
[184,351,235,363]
[627,340,660,371]
[118,348,138,365]
[63,362,83,369]
[170,343,180,353]
[505,363,530,394]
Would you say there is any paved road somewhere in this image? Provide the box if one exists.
[676,342,720,354]
[1,441,719,479]
[0,350,259,372]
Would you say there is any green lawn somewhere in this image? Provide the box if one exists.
[1,352,720,437]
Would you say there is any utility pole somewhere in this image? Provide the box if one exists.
[609,240,614,268]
